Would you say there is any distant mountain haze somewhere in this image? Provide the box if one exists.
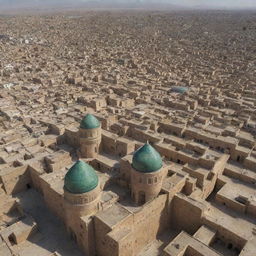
[0,0,180,11]
[0,0,255,9]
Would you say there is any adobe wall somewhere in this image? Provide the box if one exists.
[113,228,134,256]
[94,217,113,256]
[155,144,198,166]
[0,165,31,195]
[215,193,246,214]
[243,157,256,172]
[247,203,256,217]
[128,128,149,143]
[45,151,72,172]
[211,154,230,175]
[94,211,133,256]
[28,164,44,193]
[202,217,247,251]
[132,194,169,255]
[176,152,198,166]
[200,154,229,199]
[39,179,65,221]
[116,140,135,158]
[101,133,117,155]
[64,129,79,148]
[119,157,132,187]
[223,166,255,184]
[230,148,249,163]
[157,122,184,136]
[94,194,169,256]
[155,144,178,162]
[171,193,206,234]
[182,166,206,189]
[78,217,96,256]
[65,202,99,256]
[183,129,237,154]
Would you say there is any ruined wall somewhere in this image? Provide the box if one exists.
[116,140,135,158]
[243,157,256,172]
[171,193,206,234]
[101,134,117,155]
[64,129,79,148]
[0,165,31,195]
[202,216,247,251]
[28,164,44,193]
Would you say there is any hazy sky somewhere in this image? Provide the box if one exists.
[168,0,256,8]
[0,0,256,9]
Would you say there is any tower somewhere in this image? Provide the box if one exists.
[64,160,101,219]
[79,114,101,158]
[63,160,101,255]
[131,143,166,205]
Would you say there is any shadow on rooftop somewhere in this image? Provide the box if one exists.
[15,189,84,256]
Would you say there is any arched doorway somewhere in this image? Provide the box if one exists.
[138,191,146,205]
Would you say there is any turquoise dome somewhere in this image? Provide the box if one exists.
[64,160,98,194]
[132,143,162,173]
[80,114,100,129]
[170,86,189,94]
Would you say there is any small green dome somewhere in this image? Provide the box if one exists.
[169,86,189,94]
[132,143,162,173]
[80,114,100,129]
[64,160,98,194]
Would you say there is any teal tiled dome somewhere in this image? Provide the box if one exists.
[132,143,162,173]
[64,160,98,194]
[80,114,100,129]
[170,86,189,94]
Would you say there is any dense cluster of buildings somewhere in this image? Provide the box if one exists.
[0,10,255,256]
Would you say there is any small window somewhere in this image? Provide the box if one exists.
[148,178,152,184]
[139,177,142,183]
[8,235,15,245]
[227,243,233,250]
[154,177,157,183]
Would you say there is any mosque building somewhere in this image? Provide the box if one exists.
[58,113,170,255]
[1,112,246,256]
